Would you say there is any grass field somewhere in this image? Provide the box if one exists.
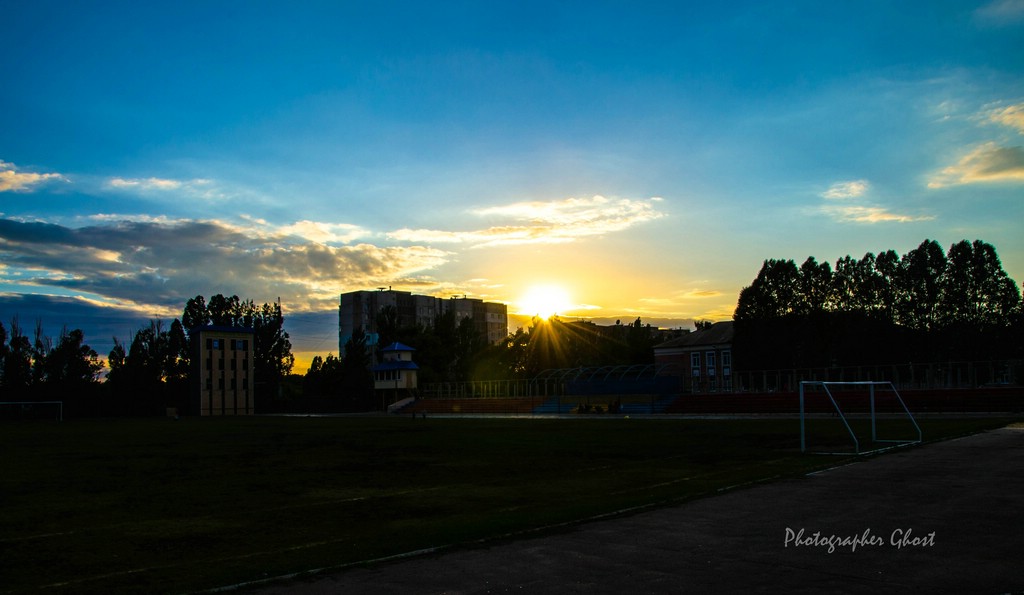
[1,414,1019,594]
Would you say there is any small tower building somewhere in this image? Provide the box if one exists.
[372,342,419,391]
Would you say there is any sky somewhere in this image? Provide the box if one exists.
[2,0,1023,371]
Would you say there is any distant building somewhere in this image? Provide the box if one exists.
[339,289,508,354]
[192,326,255,415]
[654,321,734,392]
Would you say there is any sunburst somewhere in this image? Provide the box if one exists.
[518,285,572,319]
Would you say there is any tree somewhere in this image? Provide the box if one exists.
[732,238,1021,370]
[454,315,485,379]
[797,257,833,314]
[734,259,800,321]
[626,317,656,364]
[340,328,373,407]
[2,317,33,396]
[44,327,104,390]
[182,295,210,330]
[250,300,295,387]
[374,305,400,354]
[896,239,945,331]
[303,353,345,397]
[873,250,900,321]
[207,294,242,326]
[694,319,715,331]
[0,322,7,387]
[106,319,190,415]
[940,240,1020,329]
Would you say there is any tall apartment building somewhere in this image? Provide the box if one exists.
[339,289,508,354]
[192,326,255,415]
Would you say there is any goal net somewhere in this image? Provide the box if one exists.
[0,401,63,421]
[799,381,920,455]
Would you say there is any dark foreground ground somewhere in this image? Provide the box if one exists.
[249,426,1024,594]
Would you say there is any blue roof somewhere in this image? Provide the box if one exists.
[192,325,255,335]
[381,342,416,352]
[371,360,419,372]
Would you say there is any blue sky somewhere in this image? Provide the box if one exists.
[2,1,1023,369]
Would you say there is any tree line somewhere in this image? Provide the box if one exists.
[10,239,1016,415]
[0,294,294,417]
[298,311,660,402]
[0,319,104,405]
[733,239,1023,370]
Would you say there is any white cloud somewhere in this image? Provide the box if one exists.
[390,195,665,247]
[974,0,1024,24]
[818,179,929,223]
[108,177,183,190]
[928,142,1024,188]
[0,160,67,192]
[987,102,1024,134]
[822,180,870,200]
[274,220,369,245]
[822,204,935,223]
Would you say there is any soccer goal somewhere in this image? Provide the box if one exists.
[799,381,921,455]
[0,401,63,421]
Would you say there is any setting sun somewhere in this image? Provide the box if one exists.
[518,284,572,319]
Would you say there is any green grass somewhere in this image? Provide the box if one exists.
[1,414,1018,594]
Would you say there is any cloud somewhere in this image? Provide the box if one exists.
[821,180,870,200]
[390,195,665,247]
[817,178,931,223]
[271,220,369,245]
[821,205,935,224]
[0,293,163,357]
[0,216,451,313]
[928,142,1024,188]
[0,160,67,192]
[974,0,1024,24]
[682,289,723,299]
[109,177,182,190]
[987,102,1024,134]
[106,176,218,195]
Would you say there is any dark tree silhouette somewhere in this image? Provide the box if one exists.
[733,238,1022,371]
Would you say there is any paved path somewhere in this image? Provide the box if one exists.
[251,428,1024,594]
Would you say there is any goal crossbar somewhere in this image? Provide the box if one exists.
[799,381,921,455]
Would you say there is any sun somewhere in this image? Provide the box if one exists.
[518,284,572,319]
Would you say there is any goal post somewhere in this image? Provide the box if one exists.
[799,381,921,455]
[0,401,63,421]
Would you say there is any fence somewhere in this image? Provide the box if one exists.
[419,359,1021,402]
[727,359,1021,394]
